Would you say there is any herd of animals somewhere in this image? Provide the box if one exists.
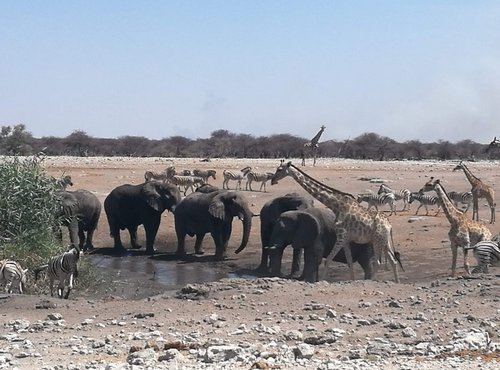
[1,159,500,300]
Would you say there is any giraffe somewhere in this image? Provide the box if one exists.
[420,178,492,276]
[271,161,401,282]
[485,136,500,155]
[302,125,326,166]
[452,161,496,224]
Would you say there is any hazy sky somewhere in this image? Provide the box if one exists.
[1,1,499,143]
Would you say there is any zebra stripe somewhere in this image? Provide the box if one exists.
[447,191,473,212]
[245,171,274,192]
[144,166,176,182]
[409,192,441,216]
[464,240,500,273]
[357,193,396,215]
[0,260,27,294]
[378,184,411,211]
[222,166,252,190]
[34,247,80,299]
[170,175,204,196]
[192,169,217,184]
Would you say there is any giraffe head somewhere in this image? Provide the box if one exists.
[452,161,464,172]
[486,136,500,153]
[271,160,292,185]
[419,177,437,193]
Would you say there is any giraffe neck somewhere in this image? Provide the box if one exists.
[287,165,352,212]
[310,128,325,145]
[460,165,480,187]
[434,183,462,224]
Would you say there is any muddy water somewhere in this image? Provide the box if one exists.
[88,253,256,295]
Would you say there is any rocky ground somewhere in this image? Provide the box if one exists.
[1,156,499,369]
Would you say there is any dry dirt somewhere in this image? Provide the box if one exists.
[1,156,499,369]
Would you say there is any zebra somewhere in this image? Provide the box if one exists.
[377,183,411,211]
[169,175,204,196]
[245,171,274,192]
[222,166,252,190]
[409,192,441,216]
[144,166,176,182]
[0,260,28,294]
[33,247,80,299]
[464,239,500,273]
[356,193,396,215]
[447,191,473,213]
[192,169,217,184]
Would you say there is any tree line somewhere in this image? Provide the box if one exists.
[1,124,498,160]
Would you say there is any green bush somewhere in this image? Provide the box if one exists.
[0,154,66,263]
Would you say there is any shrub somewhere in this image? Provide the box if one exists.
[0,154,100,295]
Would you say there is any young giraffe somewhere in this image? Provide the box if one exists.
[452,161,496,224]
[302,125,326,166]
[420,178,492,276]
[271,161,401,282]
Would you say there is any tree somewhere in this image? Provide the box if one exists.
[0,124,34,155]
[64,130,92,156]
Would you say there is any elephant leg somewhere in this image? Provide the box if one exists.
[290,248,302,278]
[212,222,231,260]
[85,229,95,252]
[112,230,125,250]
[78,227,86,252]
[175,232,187,256]
[128,225,142,249]
[67,220,79,248]
[269,247,285,277]
[144,219,160,255]
[303,240,323,283]
[357,249,375,280]
[256,246,270,273]
[194,234,206,254]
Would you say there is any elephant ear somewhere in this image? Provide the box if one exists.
[208,196,227,221]
[292,211,320,248]
[60,192,78,218]
[141,182,165,212]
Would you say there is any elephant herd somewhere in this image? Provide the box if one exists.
[60,179,377,283]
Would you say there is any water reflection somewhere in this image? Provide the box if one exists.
[89,254,255,291]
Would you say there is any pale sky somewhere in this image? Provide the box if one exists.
[1,1,499,143]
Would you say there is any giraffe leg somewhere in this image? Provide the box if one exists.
[330,230,355,280]
[463,246,471,275]
[473,196,479,221]
[450,242,458,276]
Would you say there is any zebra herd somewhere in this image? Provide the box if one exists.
[357,183,473,217]
[144,165,275,194]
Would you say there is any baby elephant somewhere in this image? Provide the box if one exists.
[266,207,374,282]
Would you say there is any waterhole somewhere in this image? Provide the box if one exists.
[88,253,256,294]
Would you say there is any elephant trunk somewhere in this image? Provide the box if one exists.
[234,208,253,254]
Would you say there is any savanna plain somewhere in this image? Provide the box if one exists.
[1,156,499,369]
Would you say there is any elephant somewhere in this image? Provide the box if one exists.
[257,192,314,273]
[267,207,375,282]
[104,181,182,254]
[174,189,253,260]
[195,183,220,194]
[58,189,101,252]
